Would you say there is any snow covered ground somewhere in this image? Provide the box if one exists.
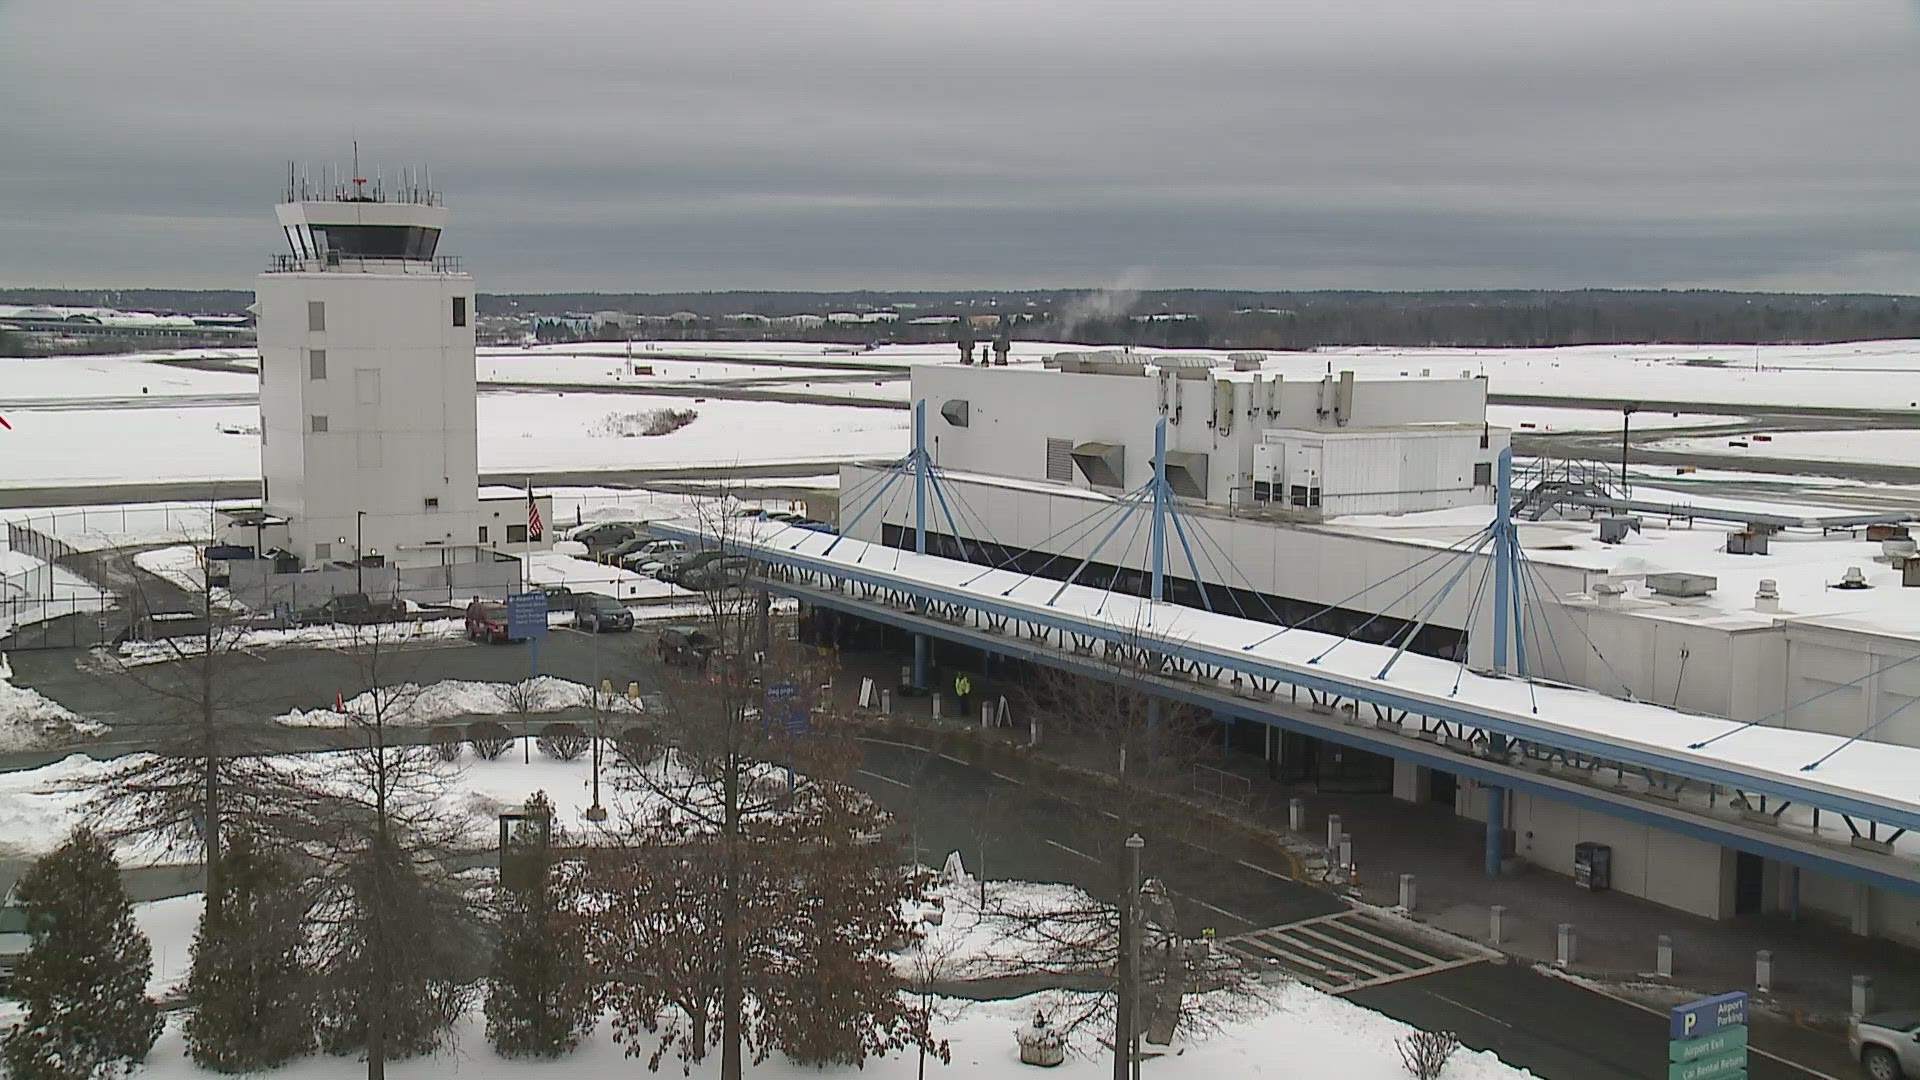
[0,352,253,403]
[274,676,643,728]
[107,618,475,667]
[0,658,106,753]
[523,550,692,601]
[1488,404,1739,433]
[1652,427,1920,467]
[0,501,227,553]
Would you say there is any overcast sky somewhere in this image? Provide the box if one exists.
[4,0,1919,293]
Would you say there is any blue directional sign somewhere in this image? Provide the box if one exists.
[1669,992,1747,1041]
[766,681,809,735]
[506,591,548,641]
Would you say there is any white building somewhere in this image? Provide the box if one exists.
[829,356,1920,943]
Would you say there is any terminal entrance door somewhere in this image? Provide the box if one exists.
[1734,852,1766,916]
[1429,769,1457,808]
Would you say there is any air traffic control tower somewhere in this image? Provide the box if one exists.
[254,163,480,572]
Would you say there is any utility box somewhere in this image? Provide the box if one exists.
[1573,842,1612,892]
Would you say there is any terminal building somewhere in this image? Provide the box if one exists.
[818,354,1920,946]
[219,167,548,610]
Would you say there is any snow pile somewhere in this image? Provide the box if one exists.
[587,407,698,438]
[110,618,470,667]
[901,864,1109,979]
[131,544,245,610]
[0,657,106,752]
[274,676,643,728]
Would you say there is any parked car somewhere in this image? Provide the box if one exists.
[465,599,515,643]
[677,554,752,592]
[1853,1010,1920,1080]
[569,521,641,552]
[541,585,575,612]
[619,538,687,571]
[303,593,407,626]
[655,625,718,667]
[572,593,634,633]
[0,886,27,987]
[651,549,712,581]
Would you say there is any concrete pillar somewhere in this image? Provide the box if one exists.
[1555,923,1576,968]
[930,693,942,720]
[1656,935,1673,979]
[1288,798,1305,833]
[912,634,928,690]
[1853,975,1874,1020]
[1755,950,1773,993]
[1485,784,1506,875]
[981,702,992,728]
[1391,759,1428,804]
[1490,905,1506,945]
[1851,884,1872,937]
[1326,814,1342,851]
[1399,874,1417,912]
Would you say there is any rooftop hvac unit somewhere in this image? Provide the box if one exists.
[1645,572,1716,598]
[1161,451,1209,499]
[1882,536,1917,562]
[1597,516,1640,544]
[1725,530,1769,556]
[1070,441,1126,488]
[1907,560,1920,588]
[1173,355,1213,380]
[1229,352,1265,371]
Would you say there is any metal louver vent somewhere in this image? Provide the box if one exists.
[1071,441,1125,488]
[1045,438,1074,482]
[1162,451,1208,499]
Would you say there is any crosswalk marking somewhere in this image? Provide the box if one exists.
[1219,909,1487,995]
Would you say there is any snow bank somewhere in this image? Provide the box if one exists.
[110,618,470,667]
[274,676,642,728]
[0,657,106,752]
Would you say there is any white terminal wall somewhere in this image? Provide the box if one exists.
[913,365,1503,510]
[255,268,477,568]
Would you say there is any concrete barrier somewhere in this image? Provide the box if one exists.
[1555,923,1576,968]
[1399,874,1416,912]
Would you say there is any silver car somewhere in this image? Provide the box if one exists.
[1853,1010,1920,1080]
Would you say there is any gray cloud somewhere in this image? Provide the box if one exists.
[2,0,1918,292]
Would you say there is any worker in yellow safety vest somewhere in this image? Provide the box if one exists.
[954,672,972,715]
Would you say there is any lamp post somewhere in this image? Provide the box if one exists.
[355,510,366,593]
[1115,833,1145,1080]
[1619,404,1638,501]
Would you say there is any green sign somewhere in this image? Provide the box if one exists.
[1666,1047,1746,1080]
[1669,1025,1748,1064]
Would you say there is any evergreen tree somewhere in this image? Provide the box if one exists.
[485,791,596,1058]
[183,830,313,1072]
[0,827,162,1080]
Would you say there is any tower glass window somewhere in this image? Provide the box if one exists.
[453,296,467,327]
[310,414,328,433]
[309,349,327,380]
[308,301,325,331]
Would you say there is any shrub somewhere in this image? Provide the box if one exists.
[613,726,659,770]
[536,722,589,762]
[429,724,463,762]
[184,832,312,1072]
[1397,1029,1460,1080]
[467,720,513,760]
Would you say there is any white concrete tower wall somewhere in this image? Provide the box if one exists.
[255,190,478,570]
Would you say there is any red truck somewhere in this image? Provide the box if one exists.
[464,600,513,643]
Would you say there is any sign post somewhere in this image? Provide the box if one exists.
[766,681,808,789]
[506,592,549,763]
[1667,991,1748,1080]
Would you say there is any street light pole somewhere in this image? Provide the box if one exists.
[1115,833,1144,1080]
[1619,404,1638,501]
[355,510,366,594]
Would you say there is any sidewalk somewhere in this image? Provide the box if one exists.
[826,649,1920,1033]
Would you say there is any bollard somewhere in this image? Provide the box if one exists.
[1755,950,1772,993]
[1399,874,1417,912]
[1029,719,1040,748]
[931,693,942,720]
[982,702,993,728]
[626,681,639,701]
[1656,934,1673,979]
[1853,974,1873,1019]
[1338,833,1353,873]
[1489,905,1505,946]
[1288,798,1305,833]
[1556,923,1576,968]
[880,689,892,715]
[600,678,614,695]
[1326,813,1342,850]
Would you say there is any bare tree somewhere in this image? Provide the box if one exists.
[585,502,928,1078]
[82,518,307,920]
[1397,1029,1461,1080]
[298,623,480,1080]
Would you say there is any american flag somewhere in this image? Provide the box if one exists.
[527,491,543,541]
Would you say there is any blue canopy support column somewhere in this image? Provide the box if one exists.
[1485,446,1518,874]
[912,400,929,691]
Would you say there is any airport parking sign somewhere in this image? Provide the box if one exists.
[506,591,548,640]
[1667,992,1748,1080]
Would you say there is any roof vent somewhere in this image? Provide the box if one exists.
[1591,579,1627,605]
[1725,529,1769,556]
[1882,537,1917,562]
[1834,566,1872,591]
[1597,516,1640,544]
[1755,579,1780,613]
[1646,572,1716,599]
[1229,352,1265,371]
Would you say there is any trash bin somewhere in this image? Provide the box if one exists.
[1573,842,1612,891]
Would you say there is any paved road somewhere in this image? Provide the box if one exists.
[3,636,1847,1079]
